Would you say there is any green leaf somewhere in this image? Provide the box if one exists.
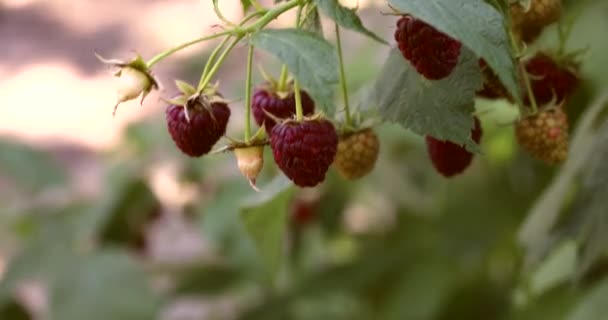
[172,263,243,295]
[568,120,608,275]
[387,0,520,102]
[0,207,83,305]
[240,175,295,277]
[49,250,160,320]
[567,276,608,320]
[300,3,324,36]
[96,177,160,249]
[251,28,339,113]
[314,0,387,44]
[528,241,578,297]
[0,139,66,193]
[368,48,482,151]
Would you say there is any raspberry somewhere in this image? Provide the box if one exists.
[477,59,510,100]
[394,15,462,80]
[270,118,338,187]
[511,0,562,42]
[426,117,483,177]
[166,94,230,157]
[515,107,568,164]
[252,85,315,132]
[524,53,579,107]
[333,128,380,180]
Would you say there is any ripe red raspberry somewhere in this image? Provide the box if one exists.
[252,85,315,132]
[515,107,568,164]
[394,15,462,80]
[166,95,230,157]
[270,118,338,187]
[511,0,561,43]
[477,59,511,100]
[524,53,579,107]
[333,128,380,180]
[426,117,483,177]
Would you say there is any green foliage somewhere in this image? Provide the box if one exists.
[387,0,521,102]
[251,28,339,113]
[369,48,482,151]
[0,139,66,193]
[314,0,387,44]
[568,277,608,320]
[49,250,160,320]
[241,176,295,278]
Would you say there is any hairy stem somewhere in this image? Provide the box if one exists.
[509,30,538,115]
[335,23,351,126]
[294,80,303,121]
[277,64,289,92]
[198,35,243,91]
[145,0,300,68]
[147,31,231,68]
[244,43,255,142]
[199,35,233,89]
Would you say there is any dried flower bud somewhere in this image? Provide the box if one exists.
[95,52,159,116]
[234,146,264,191]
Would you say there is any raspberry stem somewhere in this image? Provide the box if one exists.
[294,80,304,121]
[277,64,289,92]
[335,23,351,127]
[213,0,236,27]
[198,35,243,92]
[199,35,233,89]
[244,43,255,142]
[146,0,301,68]
[146,31,231,68]
[508,30,539,115]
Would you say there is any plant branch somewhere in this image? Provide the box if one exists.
[335,23,351,126]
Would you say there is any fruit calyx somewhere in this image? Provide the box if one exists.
[165,81,231,157]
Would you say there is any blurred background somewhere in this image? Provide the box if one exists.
[1,0,608,319]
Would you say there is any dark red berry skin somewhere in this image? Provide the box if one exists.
[426,117,482,177]
[270,119,338,187]
[252,87,315,132]
[166,102,230,157]
[525,53,578,106]
[394,15,462,80]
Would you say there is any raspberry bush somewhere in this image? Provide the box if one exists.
[5,0,608,319]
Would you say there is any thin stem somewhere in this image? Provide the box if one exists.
[508,30,538,115]
[146,30,231,67]
[213,0,236,26]
[198,0,301,91]
[244,43,255,142]
[198,35,244,92]
[199,35,233,89]
[335,23,351,126]
[243,0,301,32]
[144,1,286,69]
[277,64,289,92]
[294,80,303,121]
